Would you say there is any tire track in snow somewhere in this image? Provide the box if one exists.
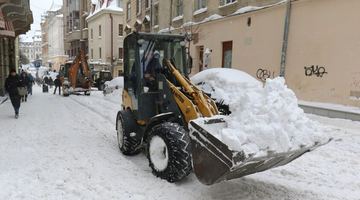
[68,95,118,125]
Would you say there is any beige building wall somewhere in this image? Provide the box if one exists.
[87,6,125,76]
[190,5,285,76]
[285,0,360,106]
[189,0,360,107]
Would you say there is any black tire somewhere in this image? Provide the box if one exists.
[146,122,192,183]
[116,110,142,156]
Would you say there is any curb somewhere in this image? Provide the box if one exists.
[299,104,360,122]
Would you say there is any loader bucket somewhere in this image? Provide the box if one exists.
[188,120,330,185]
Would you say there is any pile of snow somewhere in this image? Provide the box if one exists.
[191,68,330,158]
[103,77,124,95]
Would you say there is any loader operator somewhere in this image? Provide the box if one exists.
[144,50,161,91]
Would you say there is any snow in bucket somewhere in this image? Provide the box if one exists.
[191,68,330,158]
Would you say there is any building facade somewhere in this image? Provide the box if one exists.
[63,0,91,60]
[87,0,125,76]
[0,0,32,96]
[124,0,360,107]
[41,3,68,72]
[19,30,42,63]
[123,0,281,33]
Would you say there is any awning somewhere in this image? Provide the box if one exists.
[0,20,15,37]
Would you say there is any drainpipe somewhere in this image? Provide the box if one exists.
[169,0,173,33]
[110,13,114,75]
[280,0,292,77]
[150,0,153,30]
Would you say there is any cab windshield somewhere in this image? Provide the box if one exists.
[138,38,186,76]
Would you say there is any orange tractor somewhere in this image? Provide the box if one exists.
[59,50,93,96]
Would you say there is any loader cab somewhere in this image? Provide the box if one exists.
[123,32,189,117]
[59,61,72,78]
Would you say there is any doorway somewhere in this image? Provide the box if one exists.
[222,41,232,68]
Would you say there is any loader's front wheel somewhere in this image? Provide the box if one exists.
[116,110,141,156]
[147,122,192,183]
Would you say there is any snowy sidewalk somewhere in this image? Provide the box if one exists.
[299,100,360,121]
[0,86,359,200]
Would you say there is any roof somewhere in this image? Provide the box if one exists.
[87,0,123,21]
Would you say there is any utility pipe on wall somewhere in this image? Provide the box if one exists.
[110,13,114,74]
[280,0,292,77]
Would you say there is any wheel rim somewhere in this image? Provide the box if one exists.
[117,117,124,149]
[149,136,169,172]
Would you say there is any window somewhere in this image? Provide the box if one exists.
[136,0,141,15]
[118,24,123,36]
[195,0,206,10]
[154,5,159,25]
[175,0,183,17]
[90,28,93,39]
[99,25,102,37]
[220,0,236,6]
[145,0,150,9]
[118,48,123,59]
[91,48,93,59]
[126,2,131,20]
[99,47,102,59]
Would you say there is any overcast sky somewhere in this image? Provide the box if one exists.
[24,0,63,37]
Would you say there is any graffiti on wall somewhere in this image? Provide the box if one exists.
[304,65,328,77]
[256,68,275,82]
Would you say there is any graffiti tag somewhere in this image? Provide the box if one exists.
[304,65,327,77]
[256,68,275,82]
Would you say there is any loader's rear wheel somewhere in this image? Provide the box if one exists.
[116,110,141,156]
[147,122,192,183]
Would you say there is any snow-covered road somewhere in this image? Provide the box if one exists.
[0,86,359,200]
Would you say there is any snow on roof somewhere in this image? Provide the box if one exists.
[48,1,62,12]
[56,14,63,18]
[231,0,287,16]
[158,26,175,34]
[20,36,33,43]
[232,6,262,15]
[144,15,150,21]
[200,14,223,23]
[87,0,123,20]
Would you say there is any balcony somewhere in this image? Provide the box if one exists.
[65,30,81,43]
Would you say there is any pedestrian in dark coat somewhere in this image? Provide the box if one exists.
[19,72,29,102]
[53,75,62,95]
[5,69,21,118]
[27,73,34,95]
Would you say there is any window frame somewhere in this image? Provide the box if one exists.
[175,0,183,17]
[195,0,207,11]
[126,1,131,21]
[219,0,237,7]
[136,0,142,15]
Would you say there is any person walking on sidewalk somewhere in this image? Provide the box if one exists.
[53,75,62,95]
[5,69,21,118]
[19,71,29,102]
[27,73,34,95]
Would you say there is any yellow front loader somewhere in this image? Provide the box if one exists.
[116,32,325,185]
